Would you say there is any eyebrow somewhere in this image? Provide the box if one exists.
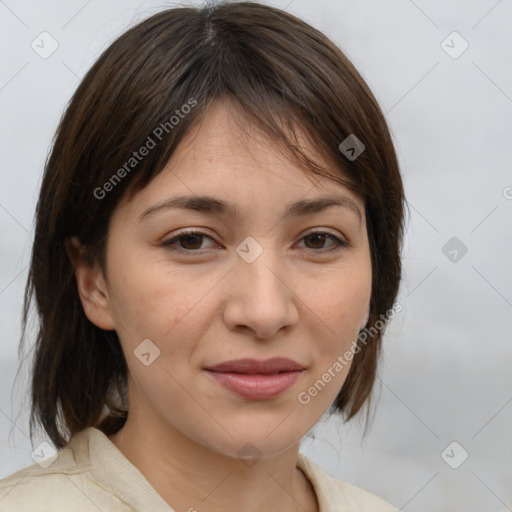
[139,194,362,224]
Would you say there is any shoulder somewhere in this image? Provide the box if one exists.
[0,445,93,511]
[297,453,399,512]
[0,429,129,512]
[329,479,399,511]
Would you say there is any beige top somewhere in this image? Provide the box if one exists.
[0,427,398,511]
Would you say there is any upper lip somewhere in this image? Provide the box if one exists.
[205,358,304,374]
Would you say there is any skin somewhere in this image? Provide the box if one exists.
[68,99,372,512]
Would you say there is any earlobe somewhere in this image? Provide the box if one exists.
[65,236,116,331]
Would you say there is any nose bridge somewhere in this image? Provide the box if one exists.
[234,235,285,298]
[224,235,297,337]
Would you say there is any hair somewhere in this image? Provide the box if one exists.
[17,1,406,450]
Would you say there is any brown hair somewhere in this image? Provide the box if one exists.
[18,1,406,450]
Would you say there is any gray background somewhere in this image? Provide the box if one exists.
[1,1,511,511]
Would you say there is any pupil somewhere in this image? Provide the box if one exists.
[182,234,202,250]
[307,233,325,249]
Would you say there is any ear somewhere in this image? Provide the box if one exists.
[65,236,116,331]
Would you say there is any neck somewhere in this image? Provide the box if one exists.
[108,411,318,512]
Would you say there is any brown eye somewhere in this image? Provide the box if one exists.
[299,231,347,253]
[177,233,204,250]
[304,233,328,249]
[161,230,217,252]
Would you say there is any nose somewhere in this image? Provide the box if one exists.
[222,241,299,340]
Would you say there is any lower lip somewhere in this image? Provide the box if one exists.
[205,370,303,400]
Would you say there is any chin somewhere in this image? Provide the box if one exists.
[209,416,309,458]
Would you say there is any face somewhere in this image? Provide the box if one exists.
[80,100,372,459]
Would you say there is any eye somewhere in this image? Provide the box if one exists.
[161,229,347,254]
[161,229,218,251]
[297,231,347,253]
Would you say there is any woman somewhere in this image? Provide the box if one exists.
[0,2,405,510]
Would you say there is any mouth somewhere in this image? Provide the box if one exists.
[205,357,304,374]
[204,358,305,400]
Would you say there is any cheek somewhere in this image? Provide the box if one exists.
[309,265,371,334]
[298,272,371,408]
[303,262,371,386]
[107,257,217,352]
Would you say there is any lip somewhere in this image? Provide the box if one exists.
[205,358,305,400]
[206,357,304,374]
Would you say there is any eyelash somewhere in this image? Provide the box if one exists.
[160,229,348,254]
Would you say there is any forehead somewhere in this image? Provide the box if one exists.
[116,99,364,220]
[175,99,333,174]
